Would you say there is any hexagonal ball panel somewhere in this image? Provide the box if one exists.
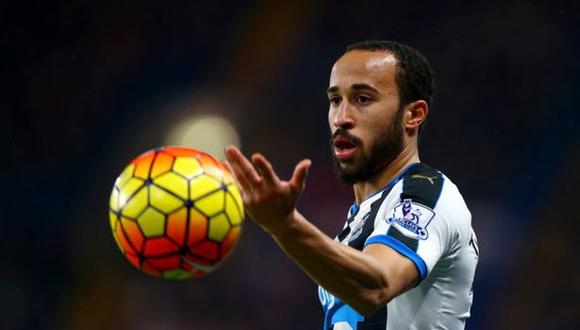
[173,157,203,179]
[137,207,166,238]
[208,213,231,242]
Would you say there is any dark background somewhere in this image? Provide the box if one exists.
[2,1,579,329]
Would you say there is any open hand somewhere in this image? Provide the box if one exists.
[224,146,312,235]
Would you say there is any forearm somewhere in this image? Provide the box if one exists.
[223,147,402,313]
[270,210,390,315]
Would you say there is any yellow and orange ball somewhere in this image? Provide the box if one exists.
[108,146,244,280]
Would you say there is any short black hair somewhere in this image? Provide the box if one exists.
[346,40,435,110]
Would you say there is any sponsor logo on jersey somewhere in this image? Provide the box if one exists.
[319,286,336,310]
[387,199,435,240]
[410,174,439,184]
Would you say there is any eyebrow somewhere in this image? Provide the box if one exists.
[327,83,379,94]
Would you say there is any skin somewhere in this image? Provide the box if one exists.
[224,50,429,316]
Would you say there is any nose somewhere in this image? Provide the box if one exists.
[332,102,355,130]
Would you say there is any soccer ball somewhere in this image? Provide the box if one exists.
[108,146,244,280]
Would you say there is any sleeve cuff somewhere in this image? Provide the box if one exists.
[365,235,428,281]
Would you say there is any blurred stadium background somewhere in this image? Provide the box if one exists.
[1,0,579,329]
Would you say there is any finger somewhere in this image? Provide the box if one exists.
[223,160,254,205]
[223,160,246,191]
[251,153,280,184]
[225,146,263,183]
[224,148,255,192]
[222,160,236,179]
[223,160,244,188]
[289,159,312,194]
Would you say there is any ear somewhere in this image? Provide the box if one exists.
[404,100,429,132]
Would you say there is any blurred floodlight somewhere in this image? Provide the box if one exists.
[165,115,240,160]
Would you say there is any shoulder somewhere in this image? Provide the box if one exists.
[399,163,445,209]
[400,163,470,224]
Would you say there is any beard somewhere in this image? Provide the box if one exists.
[330,107,404,185]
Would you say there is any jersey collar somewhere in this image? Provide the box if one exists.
[349,162,420,217]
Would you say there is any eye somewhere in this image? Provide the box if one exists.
[329,96,342,106]
[355,95,372,104]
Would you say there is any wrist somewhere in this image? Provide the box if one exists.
[268,209,304,239]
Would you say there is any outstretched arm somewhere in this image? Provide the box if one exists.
[224,146,418,316]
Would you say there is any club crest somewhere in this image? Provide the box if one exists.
[349,212,371,241]
[387,199,435,240]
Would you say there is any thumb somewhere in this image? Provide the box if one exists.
[289,159,312,194]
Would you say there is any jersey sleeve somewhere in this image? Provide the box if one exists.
[364,170,450,282]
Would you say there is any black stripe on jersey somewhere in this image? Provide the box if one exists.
[387,226,419,252]
[337,214,355,242]
[337,204,360,242]
[347,188,391,250]
[400,163,444,209]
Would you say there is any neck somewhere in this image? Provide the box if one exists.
[353,143,420,205]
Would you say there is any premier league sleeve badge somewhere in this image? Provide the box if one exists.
[387,199,436,240]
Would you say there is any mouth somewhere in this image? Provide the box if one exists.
[333,135,358,161]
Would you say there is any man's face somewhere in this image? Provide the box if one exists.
[328,50,405,184]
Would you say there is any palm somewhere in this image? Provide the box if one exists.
[224,146,311,234]
[246,181,296,223]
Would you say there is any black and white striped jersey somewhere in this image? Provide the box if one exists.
[318,162,479,330]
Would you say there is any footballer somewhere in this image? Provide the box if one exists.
[225,40,479,330]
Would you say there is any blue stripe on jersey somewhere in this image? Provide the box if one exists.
[319,286,363,329]
[364,235,428,281]
[349,202,359,217]
[329,303,363,329]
